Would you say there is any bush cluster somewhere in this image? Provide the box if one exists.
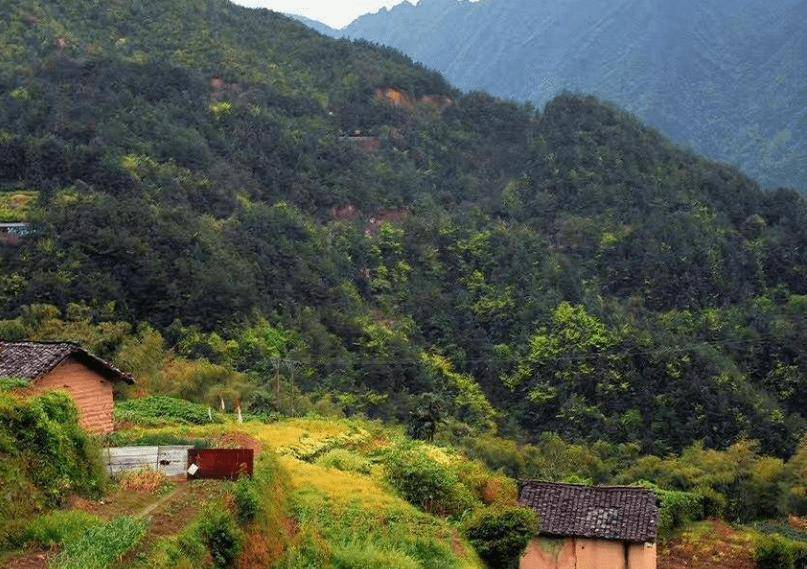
[234,477,261,524]
[650,486,706,538]
[384,446,476,517]
[198,507,244,568]
[114,396,223,426]
[0,391,106,547]
[316,448,373,475]
[464,506,538,569]
[755,534,807,569]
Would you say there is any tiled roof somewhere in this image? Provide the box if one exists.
[0,341,134,383]
[519,481,659,543]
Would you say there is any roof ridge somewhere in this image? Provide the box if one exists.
[521,480,655,492]
[0,340,81,346]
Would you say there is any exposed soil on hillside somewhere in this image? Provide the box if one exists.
[2,550,52,569]
[659,521,756,569]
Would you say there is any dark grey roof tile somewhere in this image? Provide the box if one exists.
[518,481,658,543]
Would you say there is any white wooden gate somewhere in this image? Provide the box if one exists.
[103,446,193,477]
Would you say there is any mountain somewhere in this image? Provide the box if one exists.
[0,0,805,458]
[342,0,807,192]
[288,13,340,37]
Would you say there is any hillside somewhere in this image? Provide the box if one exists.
[341,0,807,192]
[2,393,805,567]
[0,0,805,465]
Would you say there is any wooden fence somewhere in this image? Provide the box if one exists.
[103,446,193,477]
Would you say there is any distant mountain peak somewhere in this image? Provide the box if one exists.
[343,0,807,191]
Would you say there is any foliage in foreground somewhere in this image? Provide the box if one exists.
[0,391,106,548]
[755,534,807,569]
[51,516,148,569]
[23,510,102,549]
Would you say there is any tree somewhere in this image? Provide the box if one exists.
[407,393,443,442]
[465,506,539,569]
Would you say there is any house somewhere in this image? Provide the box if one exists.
[338,132,382,153]
[0,341,134,434]
[0,222,30,246]
[519,482,659,569]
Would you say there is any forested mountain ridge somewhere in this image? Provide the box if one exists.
[341,0,807,192]
[0,0,805,459]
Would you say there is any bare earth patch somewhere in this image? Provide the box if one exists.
[2,550,52,569]
[659,521,756,569]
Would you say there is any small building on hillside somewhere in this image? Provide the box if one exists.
[0,341,133,434]
[0,222,30,246]
[519,482,659,569]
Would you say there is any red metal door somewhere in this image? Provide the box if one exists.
[187,448,254,480]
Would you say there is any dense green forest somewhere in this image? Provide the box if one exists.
[0,0,805,464]
[340,0,807,192]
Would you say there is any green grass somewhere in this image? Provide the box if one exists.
[315,448,374,475]
[50,516,148,569]
[0,191,37,222]
[281,458,481,569]
[0,377,28,392]
[114,396,224,426]
[24,511,102,548]
[0,391,106,549]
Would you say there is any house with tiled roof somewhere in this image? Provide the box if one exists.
[519,481,659,569]
[0,341,133,434]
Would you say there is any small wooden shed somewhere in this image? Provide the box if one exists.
[519,482,659,569]
[0,341,133,434]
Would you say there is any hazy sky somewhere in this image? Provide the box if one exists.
[232,0,412,28]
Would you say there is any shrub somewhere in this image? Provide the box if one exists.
[0,390,106,546]
[119,468,168,493]
[234,477,260,524]
[51,516,148,569]
[693,486,727,518]
[464,505,538,569]
[384,446,476,517]
[114,396,223,426]
[635,483,704,538]
[25,511,102,548]
[316,449,373,474]
[198,507,244,568]
[756,535,797,569]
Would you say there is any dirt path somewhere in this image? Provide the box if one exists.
[133,485,183,519]
[112,481,227,568]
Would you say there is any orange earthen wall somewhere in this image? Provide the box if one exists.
[521,537,656,569]
[32,357,115,434]
[628,542,657,568]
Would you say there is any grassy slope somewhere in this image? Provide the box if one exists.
[113,418,484,568]
[5,413,806,567]
[0,191,36,222]
[1,417,482,568]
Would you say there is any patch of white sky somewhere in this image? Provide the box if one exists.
[231,0,417,29]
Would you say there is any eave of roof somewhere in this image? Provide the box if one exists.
[0,341,134,384]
